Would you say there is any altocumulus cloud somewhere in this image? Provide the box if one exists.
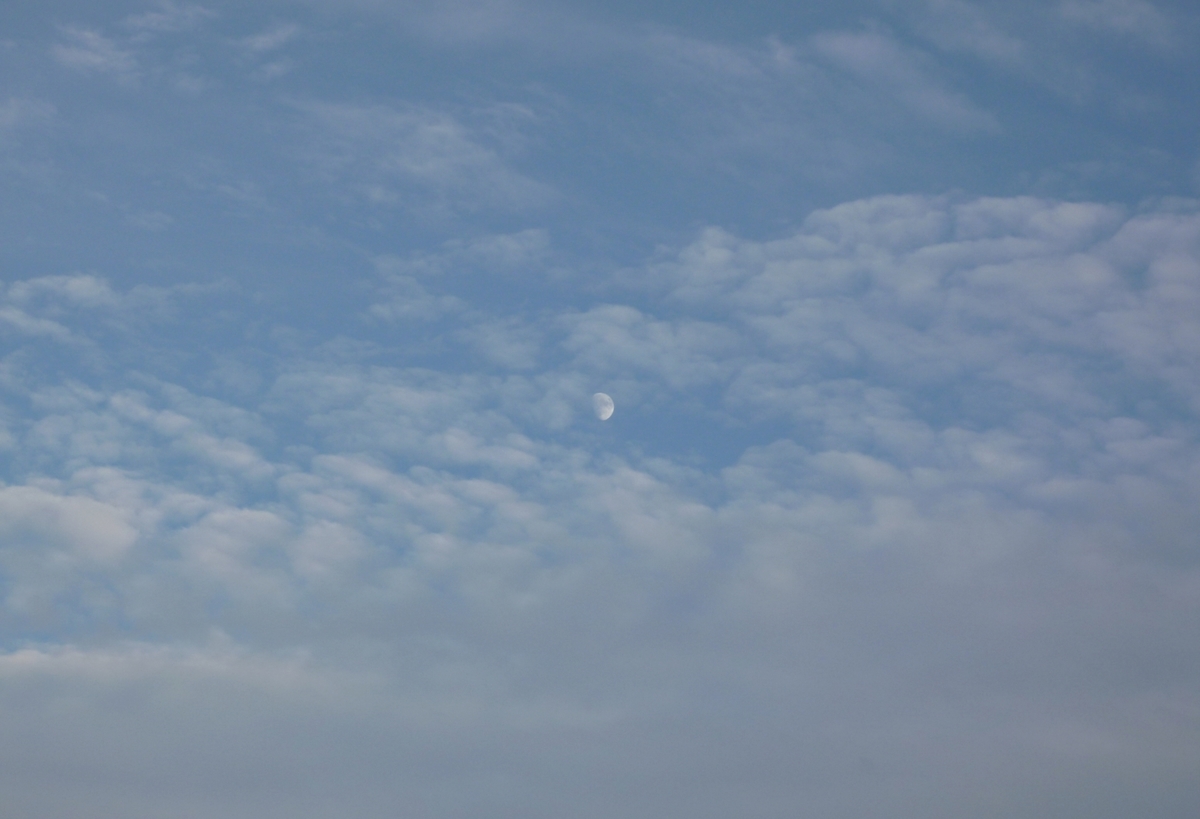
[2,0,1200,815]
[1,192,1198,818]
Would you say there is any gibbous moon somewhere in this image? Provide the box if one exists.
[592,392,615,421]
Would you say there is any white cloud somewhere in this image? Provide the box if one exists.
[457,317,544,369]
[317,0,557,45]
[367,229,552,323]
[911,0,1027,64]
[1,196,1199,815]
[123,2,216,37]
[1060,0,1176,49]
[296,101,554,215]
[49,7,220,92]
[896,0,1186,109]
[0,306,74,341]
[4,1,1200,810]
[811,30,1000,133]
[239,23,301,53]
[592,24,1004,189]
[51,28,138,80]
[444,228,552,269]
[649,197,1170,383]
[0,484,137,563]
[8,274,120,309]
[635,25,1000,138]
[0,98,55,132]
[125,208,174,230]
[560,304,745,389]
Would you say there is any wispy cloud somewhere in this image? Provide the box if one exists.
[296,100,554,215]
[1060,0,1176,49]
[50,28,138,81]
[239,23,301,53]
[122,1,216,38]
[811,30,1000,133]
[910,0,1027,64]
[0,98,55,131]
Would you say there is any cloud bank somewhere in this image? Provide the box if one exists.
[4,1,1199,815]
[1,192,1198,817]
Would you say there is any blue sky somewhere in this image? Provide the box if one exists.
[2,2,1199,817]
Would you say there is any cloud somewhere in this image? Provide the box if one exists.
[909,0,1027,64]
[0,306,74,342]
[0,196,1198,815]
[653,197,1200,423]
[0,274,205,355]
[366,230,550,324]
[0,98,55,133]
[811,30,1000,133]
[0,484,137,563]
[8,274,120,310]
[50,28,138,80]
[560,304,744,389]
[122,1,216,38]
[293,0,563,45]
[239,23,301,53]
[4,3,1200,810]
[1059,0,1176,49]
[295,101,554,216]
[457,316,544,369]
[571,24,1007,202]
[47,7,221,93]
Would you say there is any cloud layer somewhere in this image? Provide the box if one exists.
[2,192,1199,817]
[3,1,1199,815]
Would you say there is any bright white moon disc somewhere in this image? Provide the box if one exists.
[592,392,615,420]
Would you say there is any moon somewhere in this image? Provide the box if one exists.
[592,392,615,421]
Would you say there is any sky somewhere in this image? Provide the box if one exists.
[1,1,1199,817]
